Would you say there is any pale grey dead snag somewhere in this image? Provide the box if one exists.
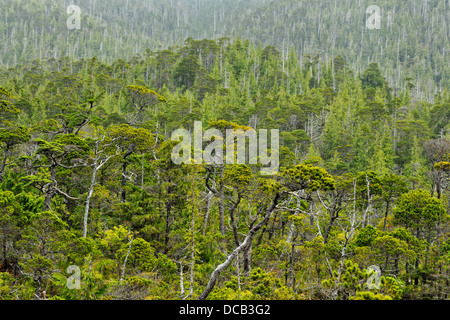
[196,193,280,300]
[83,138,117,238]
[120,236,133,282]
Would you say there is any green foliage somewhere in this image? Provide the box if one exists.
[350,291,392,300]
[360,63,388,91]
[281,164,335,192]
[322,260,403,300]
[0,87,20,115]
[244,268,298,300]
[354,226,379,247]
[0,19,448,300]
[393,189,445,233]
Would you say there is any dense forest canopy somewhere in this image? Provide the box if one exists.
[0,0,449,301]
[1,0,448,99]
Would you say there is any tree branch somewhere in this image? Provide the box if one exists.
[196,192,281,300]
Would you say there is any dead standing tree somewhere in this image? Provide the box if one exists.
[197,192,281,300]
[197,164,335,300]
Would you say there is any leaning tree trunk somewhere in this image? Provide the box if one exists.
[83,163,98,238]
[196,193,280,300]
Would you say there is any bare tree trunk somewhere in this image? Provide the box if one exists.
[84,141,114,237]
[179,262,185,300]
[83,163,97,238]
[189,257,194,298]
[197,193,280,300]
[120,236,133,281]
[243,243,252,277]
[219,167,225,237]
[362,174,372,228]
[202,191,213,235]
[323,215,338,244]
[287,195,301,243]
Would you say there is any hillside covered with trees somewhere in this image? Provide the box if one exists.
[0,36,449,300]
[0,1,449,301]
[1,0,448,99]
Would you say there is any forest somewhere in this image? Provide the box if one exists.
[0,1,449,302]
[1,0,448,99]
